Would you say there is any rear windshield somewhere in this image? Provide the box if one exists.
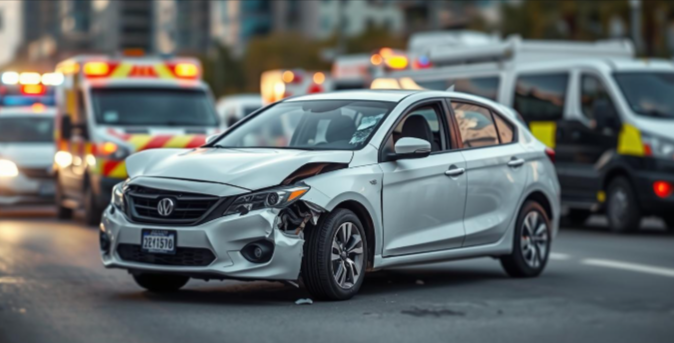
[613,72,674,119]
[0,116,54,143]
[91,88,218,126]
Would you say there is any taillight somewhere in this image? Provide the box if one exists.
[545,148,555,163]
[653,181,672,198]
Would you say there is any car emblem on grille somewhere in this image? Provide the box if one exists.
[157,198,175,217]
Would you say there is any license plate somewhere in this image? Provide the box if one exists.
[141,229,177,254]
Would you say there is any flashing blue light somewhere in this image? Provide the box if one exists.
[1,95,55,107]
[418,56,431,66]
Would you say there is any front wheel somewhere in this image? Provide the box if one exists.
[606,177,641,233]
[132,273,189,292]
[500,201,551,278]
[302,209,368,301]
[84,184,102,227]
[55,180,73,220]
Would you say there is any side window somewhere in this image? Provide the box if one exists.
[451,102,499,148]
[383,103,447,156]
[514,73,568,121]
[493,113,515,144]
[580,74,617,120]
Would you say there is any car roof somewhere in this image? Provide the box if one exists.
[0,107,56,117]
[285,89,420,103]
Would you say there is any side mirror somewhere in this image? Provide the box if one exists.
[593,99,620,130]
[389,137,431,161]
[60,115,73,140]
[206,134,220,145]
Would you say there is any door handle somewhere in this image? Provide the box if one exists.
[507,158,525,168]
[445,167,465,177]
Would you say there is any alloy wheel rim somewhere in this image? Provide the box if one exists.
[331,222,364,289]
[520,211,548,269]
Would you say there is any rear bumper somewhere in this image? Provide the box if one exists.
[0,174,54,206]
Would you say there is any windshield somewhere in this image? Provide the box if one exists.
[91,88,218,126]
[0,116,54,143]
[214,100,395,150]
[614,72,674,119]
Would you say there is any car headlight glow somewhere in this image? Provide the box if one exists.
[0,159,19,178]
[643,134,674,160]
[111,182,125,210]
[224,186,310,216]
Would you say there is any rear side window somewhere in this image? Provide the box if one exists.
[493,114,514,144]
[415,76,500,101]
[514,73,568,121]
[451,102,499,148]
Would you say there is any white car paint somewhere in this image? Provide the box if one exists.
[101,90,560,290]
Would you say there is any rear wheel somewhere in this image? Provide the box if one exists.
[500,201,551,278]
[84,184,102,227]
[302,209,367,301]
[132,273,189,292]
[563,209,591,227]
[55,180,73,220]
[606,177,641,233]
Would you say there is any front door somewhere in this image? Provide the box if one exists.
[381,101,467,257]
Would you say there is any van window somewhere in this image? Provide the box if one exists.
[415,76,500,100]
[580,75,617,120]
[614,72,674,119]
[514,73,568,121]
[451,102,499,148]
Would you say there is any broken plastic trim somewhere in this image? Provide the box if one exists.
[278,200,325,235]
[282,163,349,185]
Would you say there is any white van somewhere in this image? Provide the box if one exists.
[374,36,674,233]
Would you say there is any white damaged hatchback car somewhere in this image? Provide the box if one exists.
[101,90,560,300]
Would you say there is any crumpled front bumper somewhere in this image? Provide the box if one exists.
[100,205,304,281]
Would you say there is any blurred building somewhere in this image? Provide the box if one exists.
[0,1,23,67]
[155,0,211,55]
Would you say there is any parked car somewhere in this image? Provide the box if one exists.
[216,94,263,129]
[100,90,560,300]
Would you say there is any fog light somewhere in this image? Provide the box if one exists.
[653,181,673,198]
[241,240,273,263]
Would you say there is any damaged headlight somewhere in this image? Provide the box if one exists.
[224,186,310,216]
[111,182,125,210]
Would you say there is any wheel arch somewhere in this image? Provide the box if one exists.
[333,200,376,269]
[522,190,554,224]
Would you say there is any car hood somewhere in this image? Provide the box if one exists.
[126,148,353,190]
[0,143,55,168]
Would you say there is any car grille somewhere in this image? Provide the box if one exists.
[117,244,216,267]
[19,167,52,180]
[126,185,221,225]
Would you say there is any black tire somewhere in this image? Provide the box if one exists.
[563,209,591,227]
[132,273,189,292]
[302,208,368,301]
[84,184,102,227]
[606,177,641,233]
[500,201,551,278]
[55,180,73,220]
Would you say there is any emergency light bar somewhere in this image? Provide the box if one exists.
[1,71,64,86]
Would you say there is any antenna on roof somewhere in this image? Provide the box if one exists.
[446,84,455,92]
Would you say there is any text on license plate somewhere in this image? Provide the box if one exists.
[141,230,176,254]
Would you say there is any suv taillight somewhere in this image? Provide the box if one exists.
[545,148,555,163]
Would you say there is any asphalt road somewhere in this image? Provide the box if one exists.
[1,209,673,343]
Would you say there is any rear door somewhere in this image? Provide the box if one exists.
[449,100,528,247]
[381,100,467,256]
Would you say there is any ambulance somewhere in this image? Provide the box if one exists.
[372,35,674,233]
[53,55,220,225]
